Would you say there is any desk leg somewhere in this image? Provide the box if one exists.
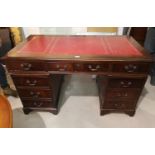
[23,107,58,115]
[100,109,136,117]
[125,110,136,117]
[23,108,32,115]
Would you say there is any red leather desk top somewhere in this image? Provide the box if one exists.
[8,35,144,59]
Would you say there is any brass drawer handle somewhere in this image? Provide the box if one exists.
[116,92,128,97]
[76,64,81,67]
[114,103,125,108]
[33,102,43,107]
[56,64,67,71]
[59,68,65,71]
[120,81,132,87]
[30,92,41,98]
[20,63,32,71]
[88,65,100,71]
[26,80,37,86]
[114,103,119,107]
[124,64,137,73]
[56,64,60,68]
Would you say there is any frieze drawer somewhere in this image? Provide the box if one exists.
[47,62,73,72]
[112,63,149,73]
[83,63,109,72]
[74,62,109,72]
[6,60,44,71]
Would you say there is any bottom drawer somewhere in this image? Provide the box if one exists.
[21,99,53,108]
[102,100,136,110]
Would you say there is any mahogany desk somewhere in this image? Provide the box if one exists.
[5,35,152,116]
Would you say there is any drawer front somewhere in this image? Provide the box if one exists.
[102,100,136,109]
[12,75,51,87]
[112,63,149,73]
[105,88,141,100]
[21,99,53,108]
[84,63,109,72]
[74,62,109,72]
[17,88,52,99]
[108,78,146,88]
[47,62,73,72]
[6,60,44,71]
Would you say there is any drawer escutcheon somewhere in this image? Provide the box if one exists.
[20,63,32,71]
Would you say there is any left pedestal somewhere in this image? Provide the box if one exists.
[6,59,64,115]
[11,73,63,115]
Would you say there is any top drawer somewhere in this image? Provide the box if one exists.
[74,62,109,72]
[83,63,109,72]
[6,60,44,71]
[112,63,149,74]
[46,62,73,72]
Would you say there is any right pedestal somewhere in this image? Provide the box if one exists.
[97,75,147,116]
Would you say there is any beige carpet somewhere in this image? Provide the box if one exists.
[6,75,155,128]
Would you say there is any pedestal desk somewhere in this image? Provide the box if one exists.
[5,35,152,116]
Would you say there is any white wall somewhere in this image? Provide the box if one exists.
[22,27,124,37]
[23,27,40,37]
[117,27,124,35]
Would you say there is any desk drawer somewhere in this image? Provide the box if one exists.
[108,78,146,88]
[84,63,109,72]
[12,74,51,87]
[17,88,52,99]
[105,88,141,100]
[21,99,53,108]
[47,62,73,72]
[112,63,149,74]
[74,62,109,72]
[102,100,136,109]
[6,60,44,71]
